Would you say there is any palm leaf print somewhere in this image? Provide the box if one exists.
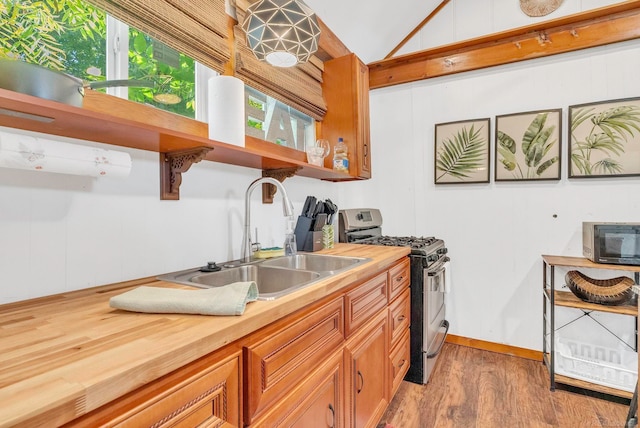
[436,124,487,181]
[571,103,640,175]
[498,112,558,179]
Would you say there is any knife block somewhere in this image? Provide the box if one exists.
[294,216,323,252]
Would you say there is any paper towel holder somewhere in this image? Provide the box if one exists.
[160,146,213,200]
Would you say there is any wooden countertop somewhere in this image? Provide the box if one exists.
[0,244,410,427]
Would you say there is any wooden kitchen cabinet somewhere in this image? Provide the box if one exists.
[345,271,388,337]
[249,349,344,427]
[388,263,411,399]
[388,257,410,302]
[243,296,345,425]
[65,346,242,428]
[389,329,410,398]
[388,287,410,347]
[321,53,372,179]
[542,255,640,400]
[345,310,389,428]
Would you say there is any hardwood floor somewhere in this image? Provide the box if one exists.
[380,343,632,428]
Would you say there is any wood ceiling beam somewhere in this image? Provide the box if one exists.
[317,18,352,60]
[385,0,451,59]
[369,1,640,89]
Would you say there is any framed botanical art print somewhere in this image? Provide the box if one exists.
[495,108,562,181]
[434,118,490,184]
[569,97,640,178]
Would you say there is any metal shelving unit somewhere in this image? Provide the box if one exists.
[542,255,640,399]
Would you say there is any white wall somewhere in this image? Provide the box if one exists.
[397,0,622,55]
[341,39,640,351]
[0,129,339,304]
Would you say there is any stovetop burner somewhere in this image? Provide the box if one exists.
[361,235,434,246]
[358,235,445,256]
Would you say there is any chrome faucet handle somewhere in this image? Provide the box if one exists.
[251,228,261,253]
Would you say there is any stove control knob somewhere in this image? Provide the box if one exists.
[428,254,439,263]
[437,247,448,255]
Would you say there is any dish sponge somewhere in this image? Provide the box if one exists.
[253,247,285,258]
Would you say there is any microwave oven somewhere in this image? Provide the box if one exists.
[583,222,640,265]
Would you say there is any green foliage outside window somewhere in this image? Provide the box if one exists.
[0,0,106,74]
[0,0,195,118]
[127,30,195,118]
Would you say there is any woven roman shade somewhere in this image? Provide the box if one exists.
[234,5,327,121]
[85,0,230,74]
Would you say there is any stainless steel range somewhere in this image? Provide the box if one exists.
[339,208,450,384]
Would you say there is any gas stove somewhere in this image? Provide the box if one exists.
[338,208,451,385]
[338,208,446,258]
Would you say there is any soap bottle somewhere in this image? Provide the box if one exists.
[333,137,349,172]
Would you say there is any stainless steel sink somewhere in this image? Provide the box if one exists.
[260,254,367,272]
[192,265,322,299]
[157,254,370,301]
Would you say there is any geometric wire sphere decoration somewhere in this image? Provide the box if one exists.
[242,0,321,67]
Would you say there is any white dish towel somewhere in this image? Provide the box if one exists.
[443,260,452,294]
[109,282,258,316]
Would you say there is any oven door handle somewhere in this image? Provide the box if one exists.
[426,320,450,359]
[426,257,448,276]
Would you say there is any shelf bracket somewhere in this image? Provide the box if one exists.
[160,147,213,200]
[261,167,300,204]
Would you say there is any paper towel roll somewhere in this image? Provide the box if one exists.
[207,76,245,147]
[0,131,131,177]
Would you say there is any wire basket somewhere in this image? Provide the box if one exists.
[565,270,635,305]
[556,336,637,392]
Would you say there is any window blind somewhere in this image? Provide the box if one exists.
[86,0,230,73]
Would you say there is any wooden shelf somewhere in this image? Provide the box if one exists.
[545,289,638,316]
[543,353,633,399]
[542,255,638,404]
[0,88,355,183]
[542,255,640,273]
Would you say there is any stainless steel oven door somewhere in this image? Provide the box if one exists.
[423,262,450,383]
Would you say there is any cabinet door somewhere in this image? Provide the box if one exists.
[252,349,344,428]
[321,53,371,179]
[388,287,410,348]
[355,57,371,178]
[244,297,344,424]
[389,329,410,398]
[346,311,389,428]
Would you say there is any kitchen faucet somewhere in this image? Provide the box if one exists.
[241,177,295,262]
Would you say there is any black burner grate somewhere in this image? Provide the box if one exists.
[357,235,443,256]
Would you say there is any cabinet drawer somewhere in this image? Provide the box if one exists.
[388,287,410,348]
[388,258,410,302]
[244,297,344,424]
[390,329,410,398]
[345,272,388,337]
[68,349,242,428]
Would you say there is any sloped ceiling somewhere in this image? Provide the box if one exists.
[305,0,444,64]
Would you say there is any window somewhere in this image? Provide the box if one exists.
[1,0,315,149]
[246,87,315,151]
